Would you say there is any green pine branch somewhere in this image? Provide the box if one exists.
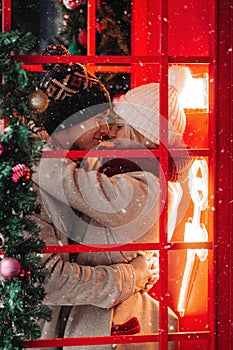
[0,30,52,350]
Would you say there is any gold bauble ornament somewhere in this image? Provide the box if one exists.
[28,88,49,113]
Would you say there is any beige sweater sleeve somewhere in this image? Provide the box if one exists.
[42,253,135,309]
[33,156,160,230]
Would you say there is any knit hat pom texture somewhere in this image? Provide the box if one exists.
[114,66,191,147]
[34,45,111,134]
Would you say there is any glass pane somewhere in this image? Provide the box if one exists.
[11,0,131,55]
[12,0,56,53]
[96,72,130,101]
[96,0,131,55]
[150,156,212,350]
[53,0,88,55]
[182,66,209,149]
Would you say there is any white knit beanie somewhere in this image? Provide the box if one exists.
[114,66,191,146]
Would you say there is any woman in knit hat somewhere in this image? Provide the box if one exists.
[105,66,192,240]
[29,45,159,350]
[112,68,188,148]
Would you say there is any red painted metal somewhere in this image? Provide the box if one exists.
[21,64,132,74]
[43,242,213,254]
[3,0,232,349]
[159,1,170,349]
[1,0,11,131]
[215,0,233,349]
[41,148,211,159]
[2,0,11,32]
[14,55,212,64]
[23,334,160,348]
[207,3,217,348]
[168,0,215,57]
[23,331,211,348]
[0,242,213,256]
[130,0,161,85]
[87,0,96,56]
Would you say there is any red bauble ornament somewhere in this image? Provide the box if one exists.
[63,0,84,10]
[0,257,21,279]
[78,29,87,47]
[19,269,31,278]
[0,143,5,156]
[12,163,31,183]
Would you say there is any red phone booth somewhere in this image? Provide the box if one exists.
[1,0,232,349]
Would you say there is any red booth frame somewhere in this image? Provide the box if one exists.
[1,0,232,349]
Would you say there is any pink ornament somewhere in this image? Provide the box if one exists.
[19,269,31,278]
[63,14,70,26]
[63,0,84,10]
[12,163,31,183]
[0,257,21,279]
[78,29,87,47]
[0,143,5,156]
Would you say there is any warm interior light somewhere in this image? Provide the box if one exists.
[178,159,209,317]
[180,73,208,110]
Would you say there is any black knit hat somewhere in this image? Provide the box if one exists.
[31,45,111,134]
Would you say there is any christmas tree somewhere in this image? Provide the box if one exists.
[54,0,130,55]
[54,0,131,99]
[0,31,51,350]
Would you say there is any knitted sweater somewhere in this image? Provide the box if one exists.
[32,149,181,350]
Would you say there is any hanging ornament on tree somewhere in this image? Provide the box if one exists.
[27,88,49,114]
[0,143,6,157]
[63,14,70,26]
[63,0,85,10]
[0,233,5,249]
[0,257,21,280]
[19,269,31,278]
[12,163,31,183]
[68,44,81,55]
[78,29,88,47]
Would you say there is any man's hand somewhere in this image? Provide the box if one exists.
[130,252,159,293]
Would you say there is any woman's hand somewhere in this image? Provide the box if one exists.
[130,252,159,293]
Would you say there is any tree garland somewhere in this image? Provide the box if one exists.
[0,31,52,350]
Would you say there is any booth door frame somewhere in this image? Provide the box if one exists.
[1,0,232,349]
[215,1,233,349]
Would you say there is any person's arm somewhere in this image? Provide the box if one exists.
[42,253,155,309]
[33,156,160,233]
